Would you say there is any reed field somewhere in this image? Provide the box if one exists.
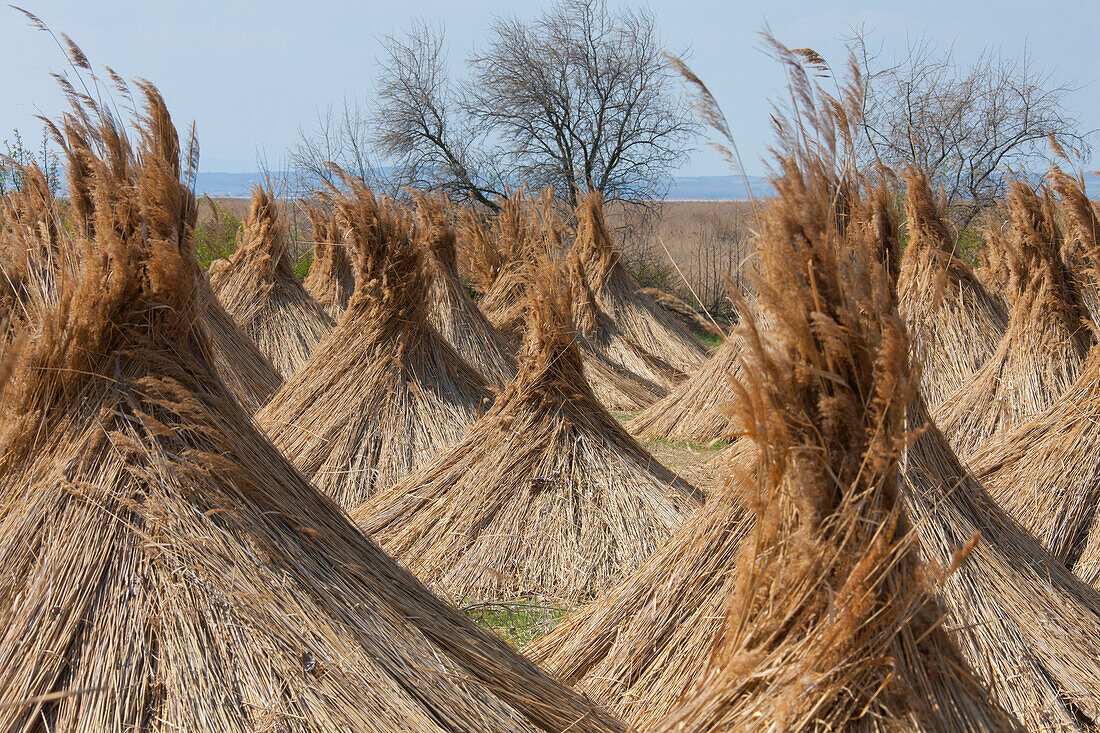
[5,9,1100,733]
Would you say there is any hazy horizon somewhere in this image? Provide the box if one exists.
[3,0,1098,179]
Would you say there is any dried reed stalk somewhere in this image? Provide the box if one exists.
[210,186,334,379]
[658,151,1015,732]
[898,168,1009,408]
[303,201,355,319]
[415,194,517,388]
[0,82,624,733]
[355,257,702,603]
[933,181,1090,458]
[256,178,490,509]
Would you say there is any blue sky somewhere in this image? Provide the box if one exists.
[3,0,1097,176]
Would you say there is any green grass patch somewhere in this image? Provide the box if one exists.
[464,600,570,648]
[647,437,730,452]
[611,411,639,422]
[698,330,723,349]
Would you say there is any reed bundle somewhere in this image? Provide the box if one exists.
[627,334,742,444]
[897,168,1009,408]
[0,164,66,350]
[1051,168,1100,335]
[463,190,665,410]
[210,186,334,379]
[901,399,1100,731]
[658,148,1014,731]
[256,178,490,509]
[355,258,702,603]
[933,180,1090,458]
[963,343,1100,569]
[0,81,624,733]
[416,194,517,388]
[1,103,280,415]
[303,201,356,318]
[466,188,562,344]
[569,192,707,387]
[526,447,754,729]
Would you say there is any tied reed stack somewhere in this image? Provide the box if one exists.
[897,168,1009,408]
[526,447,754,729]
[933,180,1090,458]
[303,201,355,319]
[462,189,666,410]
[569,192,707,386]
[210,186,334,379]
[0,79,625,733]
[966,342,1100,576]
[355,258,703,603]
[0,164,66,350]
[567,193,681,409]
[656,151,1016,732]
[900,397,1100,731]
[1054,168,1100,333]
[256,177,490,509]
[416,194,517,388]
[0,73,281,415]
[464,188,561,344]
[627,334,743,444]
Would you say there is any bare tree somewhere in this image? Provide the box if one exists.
[370,0,698,209]
[289,99,393,196]
[850,30,1092,225]
[466,0,697,207]
[374,21,506,210]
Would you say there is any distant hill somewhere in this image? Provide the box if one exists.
[195,170,1098,200]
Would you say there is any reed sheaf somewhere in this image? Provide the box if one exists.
[569,193,695,388]
[0,81,280,416]
[463,188,561,344]
[210,186,334,379]
[933,179,1090,458]
[256,176,490,509]
[356,257,702,603]
[897,168,1009,409]
[0,75,625,733]
[415,194,518,388]
[0,163,66,351]
[461,188,668,410]
[656,148,1015,731]
[303,200,356,319]
[1054,168,1100,332]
